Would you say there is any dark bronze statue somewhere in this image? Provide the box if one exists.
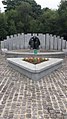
[29,36,40,49]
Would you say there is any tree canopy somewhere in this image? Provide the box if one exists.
[0,0,67,41]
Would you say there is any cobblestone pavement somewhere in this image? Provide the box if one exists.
[0,53,67,119]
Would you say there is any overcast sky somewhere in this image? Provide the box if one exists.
[0,0,61,12]
[36,0,61,9]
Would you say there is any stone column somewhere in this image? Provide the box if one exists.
[8,35,13,50]
[15,34,20,50]
[61,37,64,50]
[12,34,18,50]
[57,36,62,50]
[53,35,58,50]
[25,33,32,49]
[45,33,50,50]
[62,40,66,49]
[1,41,4,49]
[18,33,25,49]
[38,34,45,49]
[49,34,54,50]
[66,41,67,49]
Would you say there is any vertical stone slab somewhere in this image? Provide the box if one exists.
[61,37,64,50]
[18,33,25,49]
[53,35,58,50]
[49,34,54,50]
[4,39,9,49]
[4,40,7,48]
[38,34,45,49]
[4,39,9,50]
[57,36,62,50]
[25,33,31,49]
[57,36,60,50]
[45,34,50,50]
[1,41,4,49]
[65,40,66,49]
[62,40,66,49]
[6,36,10,50]
[15,35,20,50]
[12,34,18,50]
[58,38,62,50]
[14,34,22,50]
[66,41,67,49]
[8,35,13,50]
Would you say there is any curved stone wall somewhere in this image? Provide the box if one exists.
[1,33,67,51]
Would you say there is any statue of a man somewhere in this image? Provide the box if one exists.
[29,36,40,49]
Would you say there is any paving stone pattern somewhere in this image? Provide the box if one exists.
[0,53,67,119]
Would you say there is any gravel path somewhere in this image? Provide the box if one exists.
[0,53,67,119]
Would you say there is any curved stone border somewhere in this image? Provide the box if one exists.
[4,50,65,58]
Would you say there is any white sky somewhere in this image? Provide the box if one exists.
[36,0,61,9]
[0,0,61,12]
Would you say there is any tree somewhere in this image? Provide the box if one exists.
[16,21,24,33]
[2,0,41,16]
[16,1,32,33]
[7,20,17,35]
[1,0,67,41]
[29,19,43,33]
[58,0,67,40]
[39,8,59,34]
[0,13,8,40]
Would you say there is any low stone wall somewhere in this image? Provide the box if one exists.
[5,51,65,58]
[1,33,67,51]
[7,58,63,80]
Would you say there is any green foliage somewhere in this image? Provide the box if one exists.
[29,19,40,32]
[58,0,67,39]
[0,13,8,40]
[16,21,24,33]
[7,20,17,35]
[0,0,67,40]
[39,9,59,34]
